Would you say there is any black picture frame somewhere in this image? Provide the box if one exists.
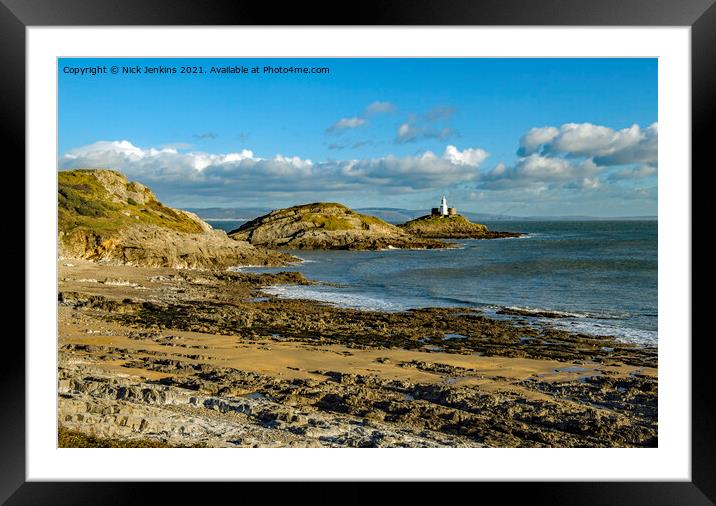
[4,0,712,503]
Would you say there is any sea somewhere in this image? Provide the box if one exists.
[209,219,658,346]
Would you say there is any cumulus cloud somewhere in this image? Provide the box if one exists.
[326,117,366,135]
[61,140,258,173]
[593,124,658,167]
[517,122,658,167]
[338,148,483,189]
[479,154,600,190]
[489,121,659,194]
[443,145,488,166]
[59,140,488,202]
[517,126,559,156]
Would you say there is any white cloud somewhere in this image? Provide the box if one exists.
[549,123,641,157]
[396,122,420,143]
[63,140,258,173]
[593,123,658,167]
[326,101,395,139]
[518,126,559,155]
[480,154,600,190]
[480,121,658,196]
[59,120,658,212]
[62,140,155,160]
[396,122,456,144]
[581,178,602,190]
[517,122,658,167]
[394,106,458,144]
[339,149,484,189]
[443,145,488,166]
[59,140,488,201]
[326,117,366,134]
[364,101,396,115]
[498,154,597,182]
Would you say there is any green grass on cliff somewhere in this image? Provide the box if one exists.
[303,213,354,230]
[59,169,204,235]
[407,214,472,226]
[245,202,393,232]
[298,209,390,231]
[400,214,488,232]
[286,202,348,212]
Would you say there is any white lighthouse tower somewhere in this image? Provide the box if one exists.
[431,195,456,217]
[439,195,449,216]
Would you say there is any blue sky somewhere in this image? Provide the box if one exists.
[58,58,657,216]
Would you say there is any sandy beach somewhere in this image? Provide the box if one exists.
[58,259,657,448]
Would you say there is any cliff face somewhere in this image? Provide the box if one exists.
[399,214,523,239]
[58,169,295,268]
[228,203,451,250]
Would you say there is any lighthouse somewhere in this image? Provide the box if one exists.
[431,196,457,217]
[439,195,449,216]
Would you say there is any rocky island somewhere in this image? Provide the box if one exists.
[399,197,523,239]
[400,214,524,239]
[228,202,451,250]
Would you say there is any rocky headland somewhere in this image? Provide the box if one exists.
[399,214,524,239]
[59,169,294,269]
[228,202,452,250]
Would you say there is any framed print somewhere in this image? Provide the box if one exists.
[5,0,714,503]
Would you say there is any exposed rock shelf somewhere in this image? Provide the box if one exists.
[57,260,658,448]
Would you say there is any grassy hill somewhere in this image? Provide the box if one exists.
[57,169,294,268]
[400,214,523,239]
[59,169,204,235]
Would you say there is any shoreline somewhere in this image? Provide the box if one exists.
[248,276,657,347]
[261,283,658,345]
[58,259,657,448]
